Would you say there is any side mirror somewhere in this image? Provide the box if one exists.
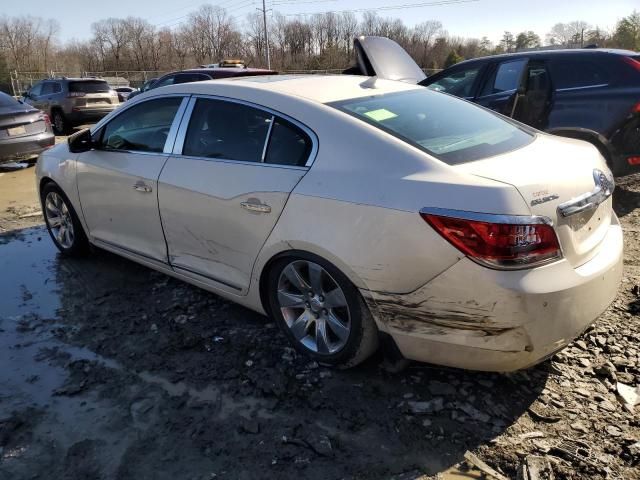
[22,91,29,98]
[68,128,95,153]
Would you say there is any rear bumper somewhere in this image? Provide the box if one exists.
[366,215,623,372]
[67,107,116,125]
[0,132,55,163]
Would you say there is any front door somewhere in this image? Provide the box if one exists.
[475,58,528,116]
[158,97,315,293]
[76,96,187,262]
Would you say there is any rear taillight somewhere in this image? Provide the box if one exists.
[420,208,562,270]
[67,92,86,98]
[38,113,51,126]
[623,56,640,73]
[628,156,640,166]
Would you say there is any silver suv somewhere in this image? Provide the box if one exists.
[23,78,119,135]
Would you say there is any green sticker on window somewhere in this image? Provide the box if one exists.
[363,108,398,122]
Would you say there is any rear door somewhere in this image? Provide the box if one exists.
[475,58,528,116]
[76,96,188,262]
[158,96,316,293]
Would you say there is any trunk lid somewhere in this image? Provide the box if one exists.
[354,36,426,84]
[456,134,614,268]
[0,107,45,138]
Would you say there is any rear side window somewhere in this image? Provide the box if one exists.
[551,58,610,90]
[426,66,481,97]
[480,59,527,96]
[69,80,111,93]
[330,89,534,165]
[99,97,182,152]
[183,99,272,161]
[265,119,312,167]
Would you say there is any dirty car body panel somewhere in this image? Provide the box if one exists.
[36,75,623,371]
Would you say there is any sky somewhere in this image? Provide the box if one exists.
[3,0,638,45]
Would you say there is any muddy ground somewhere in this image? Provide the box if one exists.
[0,162,639,480]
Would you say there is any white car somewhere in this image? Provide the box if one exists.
[36,73,622,371]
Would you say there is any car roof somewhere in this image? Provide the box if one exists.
[162,74,422,104]
[455,48,639,67]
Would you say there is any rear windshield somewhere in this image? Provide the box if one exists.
[329,89,534,165]
[0,92,20,107]
[69,80,111,93]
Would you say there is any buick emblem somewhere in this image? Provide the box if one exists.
[593,169,614,195]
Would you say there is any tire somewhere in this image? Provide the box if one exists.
[267,253,379,368]
[41,183,90,257]
[51,110,68,136]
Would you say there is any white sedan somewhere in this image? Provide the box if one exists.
[36,74,623,371]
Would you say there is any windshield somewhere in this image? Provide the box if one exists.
[329,89,534,165]
[69,80,110,93]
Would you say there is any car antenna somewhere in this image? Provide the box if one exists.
[360,76,378,89]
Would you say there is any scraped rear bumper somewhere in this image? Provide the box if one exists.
[365,215,623,372]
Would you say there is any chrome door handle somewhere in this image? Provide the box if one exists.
[133,181,153,193]
[240,201,271,213]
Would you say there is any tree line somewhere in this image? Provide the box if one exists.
[0,6,639,83]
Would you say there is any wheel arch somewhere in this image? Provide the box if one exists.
[256,243,373,319]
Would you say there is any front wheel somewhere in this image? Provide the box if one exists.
[41,183,89,256]
[267,254,379,368]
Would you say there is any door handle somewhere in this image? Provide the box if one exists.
[240,201,271,213]
[133,181,153,193]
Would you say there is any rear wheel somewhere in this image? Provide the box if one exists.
[267,254,378,368]
[51,110,68,135]
[41,183,89,256]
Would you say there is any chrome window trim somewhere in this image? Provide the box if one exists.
[420,207,554,226]
[171,94,319,169]
[261,115,275,162]
[556,83,609,92]
[89,94,190,156]
[91,93,190,134]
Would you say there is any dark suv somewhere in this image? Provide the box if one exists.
[148,67,276,91]
[421,49,640,174]
[23,78,119,135]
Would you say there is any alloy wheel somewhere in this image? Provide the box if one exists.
[276,260,351,355]
[44,191,75,249]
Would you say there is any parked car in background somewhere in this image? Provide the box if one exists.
[351,36,640,175]
[23,78,119,135]
[0,91,54,163]
[127,78,157,101]
[113,86,137,102]
[37,75,621,371]
[145,66,277,93]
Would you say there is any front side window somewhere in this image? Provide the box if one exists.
[154,75,177,88]
[551,58,610,90]
[480,59,527,96]
[41,82,55,95]
[99,97,182,153]
[173,73,210,84]
[28,83,43,97]
[425,66,482,98]
[182,99,272,162]
[330,89,534,165]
